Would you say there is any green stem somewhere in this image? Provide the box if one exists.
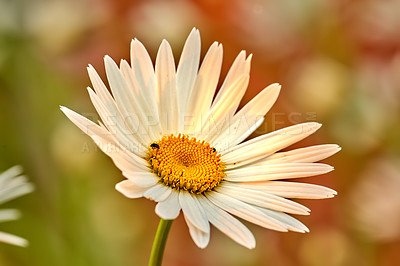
[148,219,173,266]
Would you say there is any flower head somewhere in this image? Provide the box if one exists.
[61,28,340,249]
[0,166,34,247]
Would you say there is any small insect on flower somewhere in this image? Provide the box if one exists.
[150,143,160,149]
[61,27,340,249]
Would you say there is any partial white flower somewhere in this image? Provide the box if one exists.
[0,166,34,247]
[61,28,340,249]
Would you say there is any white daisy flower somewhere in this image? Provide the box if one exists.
[0,166,34,247]
[61,28,340,249]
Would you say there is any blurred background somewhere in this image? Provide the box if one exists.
[1,0,400,265]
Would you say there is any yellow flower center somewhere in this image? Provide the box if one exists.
[148,134,225,194]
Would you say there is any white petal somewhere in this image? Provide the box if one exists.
[176,28,201,119]
[130,39,157,115]
[104,56,135,115]
[206,191,288,232]
[211,51,250,108]
[87,66,149,148]
[104,56,152,144]
[0,231,28,247]
[255,207,309,233]
[60,106,110,138]
[225,163,334,182]
[185,42,223,134]
[85,88,138,144]
[0,209,20,222]
[155,190,181,219]
[200,74,250,138]
[85,89,148,155]
[143,183,172,202]
[120,59,161,141]
[221,122,322,165]
[0,176,34,205]
[0,166,32,210]
[218,183,310,215]
[92,124,146,165]
[87,64,116,110]
[235,181,337,199]
[61,106,148,172]
[91,135,149,173]
[122,172,159,188]
[201,197,255,249]
[212,116,264,153]
[155,40,178,133]
[179,193,209,232]
[185,216,210,248]
[210,83,281,147]
[115,180,149,198]
[253,144,342,165]
[0,166,23,184]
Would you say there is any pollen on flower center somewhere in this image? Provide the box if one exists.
[148,134,226,194]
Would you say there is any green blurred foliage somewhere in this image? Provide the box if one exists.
[1,0,400,265]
